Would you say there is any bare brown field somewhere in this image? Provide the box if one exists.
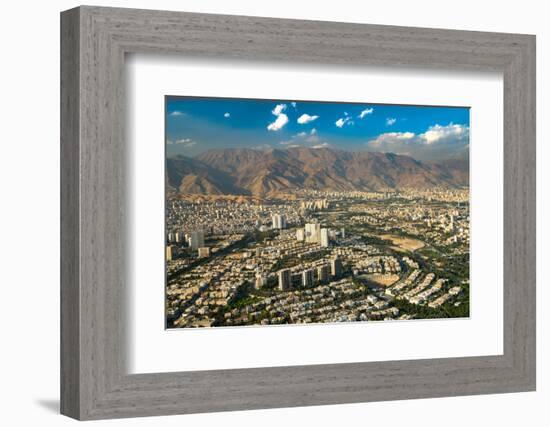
[362,273,400,287]
[379,234,425,252]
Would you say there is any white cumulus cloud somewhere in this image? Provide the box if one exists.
[267,104,289,131]
[386,117,397,126]
[281,128,321,146]
[312,143,330,149]
[422,123,468,144]
[297,113,319,124]
[335,116,353,128]
[224,112,230,118]
[272,104,287,116]
[267,113,289,131]
[169,111,184,117]
[366,123,469,161]
[167,138,196,147]
[358,108,374,119]
[370,132,415,143]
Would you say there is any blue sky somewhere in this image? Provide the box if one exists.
[166,96,470,162]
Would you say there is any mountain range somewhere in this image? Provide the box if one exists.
[166,147,468,197]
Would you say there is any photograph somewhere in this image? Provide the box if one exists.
[165,96,471,328]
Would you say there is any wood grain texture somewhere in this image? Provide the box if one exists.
[60,7,80,419]
[60,5,536,420]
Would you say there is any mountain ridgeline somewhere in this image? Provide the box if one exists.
[166,147,468,197]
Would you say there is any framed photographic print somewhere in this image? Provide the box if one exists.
[164,96,471,329]
[61,5,536,420]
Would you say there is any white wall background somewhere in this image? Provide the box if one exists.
[0,0,546,425]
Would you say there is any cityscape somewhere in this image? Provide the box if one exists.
[165,97,470,328]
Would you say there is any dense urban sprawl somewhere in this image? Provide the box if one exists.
[165,189,470,328]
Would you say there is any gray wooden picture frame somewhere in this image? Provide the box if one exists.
[60,5,536,421]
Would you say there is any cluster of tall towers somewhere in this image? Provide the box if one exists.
[166,229,206,261]
[299,199,329,211]
[167,229,205,249]
[271,214,286,229]
[296,223,330,247]
[277,256,342,291]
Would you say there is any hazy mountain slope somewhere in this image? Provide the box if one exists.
[428,158,470,187]
[167,147,469,196]
[166,156,244,195]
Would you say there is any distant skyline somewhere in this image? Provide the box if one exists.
[166,96,470,162]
